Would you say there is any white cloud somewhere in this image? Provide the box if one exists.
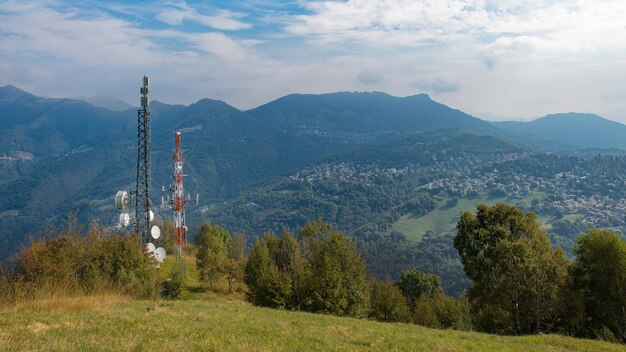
[155,1,251,31]
[287,0,626,56]
[1,0,626,120]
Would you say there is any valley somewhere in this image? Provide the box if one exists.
[1,85,626,296]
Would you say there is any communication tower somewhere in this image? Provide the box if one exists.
[136,76,152,242]
[113,76,165,265]
[170,132,188,265]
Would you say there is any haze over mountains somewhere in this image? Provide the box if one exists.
[493,113,626,150]
[0,84,624,264]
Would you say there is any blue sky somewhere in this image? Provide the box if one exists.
[1,0,626,121]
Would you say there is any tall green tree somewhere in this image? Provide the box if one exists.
[195,222,230,289]
[300,220,370,317]
[571,229,626,342]
[226,233,247,294]
[454,203,569,335]
[244,232,295,308]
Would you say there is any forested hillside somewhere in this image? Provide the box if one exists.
[2,86,626,298]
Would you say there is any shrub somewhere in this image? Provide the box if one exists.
[162,270,183,300]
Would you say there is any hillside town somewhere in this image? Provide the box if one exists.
[289,156,626,235]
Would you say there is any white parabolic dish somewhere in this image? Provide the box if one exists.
[155,247,166,263]
[151,225,161,239]
[145,242,156,253]
[119,213,130,227]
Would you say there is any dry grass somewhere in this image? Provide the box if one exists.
[8,294,128,313]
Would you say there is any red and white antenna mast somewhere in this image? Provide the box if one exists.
[170,132,188,264]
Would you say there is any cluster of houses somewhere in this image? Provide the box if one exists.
[289,155,626,235]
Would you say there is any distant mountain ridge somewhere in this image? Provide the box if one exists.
[248,92,498,135]
[492,113,626,150]
[76,96,134,112]
[0,84,625,262]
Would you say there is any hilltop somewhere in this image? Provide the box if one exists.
[1,295,622,352]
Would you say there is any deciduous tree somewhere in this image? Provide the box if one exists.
[454,203,568,335]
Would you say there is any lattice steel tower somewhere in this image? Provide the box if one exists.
[135,76,152,242]
[170,132,188,265]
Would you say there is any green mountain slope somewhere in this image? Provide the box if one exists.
[0,87,513,261]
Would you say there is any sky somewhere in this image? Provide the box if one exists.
[1,0,626,121]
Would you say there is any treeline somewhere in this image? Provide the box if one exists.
[194,220,470,329]
[195,208,626,343]
[0,220,154,305]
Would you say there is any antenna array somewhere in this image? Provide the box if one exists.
[113,76,165,265]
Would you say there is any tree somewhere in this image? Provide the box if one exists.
[195,222,230,289]
[300,220,370,317]
[226,233,247,294]
[244,233,294,308]
[244,221,369,318]
[454,203,569,335]
[369,280,410,323]
[571,229,626,342]
[396,268,466,329]
[159,218,176,254]
[397,268,443,307]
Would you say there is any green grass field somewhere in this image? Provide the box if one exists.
[390,192,553,242]
[2,295,624,352]
[1,256,623,352]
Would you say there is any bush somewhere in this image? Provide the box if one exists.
[10,221,153,300]
[162,270,183,300]
[369,280,410,323]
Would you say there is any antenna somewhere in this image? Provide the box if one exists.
[151,225,161,240]
[163,131,189,272]
[154,247,166,263]
[135,75,152,243]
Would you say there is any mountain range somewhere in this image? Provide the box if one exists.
[1,84,625,263]
[492,113,626,150]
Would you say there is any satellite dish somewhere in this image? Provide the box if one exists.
[118,213,130,227]
[155,247,166,263]
[145,242,155,253]
[115,191,130,210]
[151,225,161,239]
[149,210,154,222]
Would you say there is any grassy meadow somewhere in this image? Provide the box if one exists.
[1,256,624,352]
[2,294,625,352]
[390,192,559,242]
